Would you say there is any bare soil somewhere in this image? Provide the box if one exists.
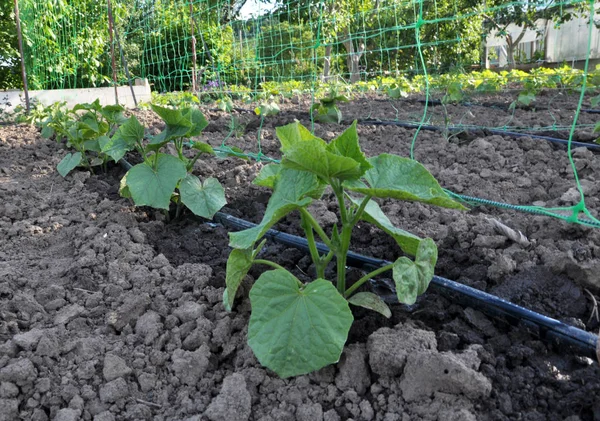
[1,95,600,421]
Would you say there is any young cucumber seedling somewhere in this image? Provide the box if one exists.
[114,104,226,220]
[224,120,466,378]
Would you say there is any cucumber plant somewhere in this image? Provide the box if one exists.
[224,120,466,378]
[56,100,127,177]
[117,104,226,219]
[311,89,349,124]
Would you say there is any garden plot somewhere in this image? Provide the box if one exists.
[0,98,599,421]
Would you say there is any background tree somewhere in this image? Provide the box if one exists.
[482,0,587,69]
[0,0,20,89]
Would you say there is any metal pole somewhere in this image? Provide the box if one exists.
[114,26,137,106]
[190,1,197,93]
[14,0,30,113]
[107,0,119,104]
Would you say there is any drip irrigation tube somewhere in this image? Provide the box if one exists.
[212,211,599,359]
[358,118,600,150]
[419,98,600,115]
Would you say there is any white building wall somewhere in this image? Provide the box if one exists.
[486,6,600,66]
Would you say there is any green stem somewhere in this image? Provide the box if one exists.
[350,194,372,225]
[332,181,353,294]
[187,151,204,172]
[254,259,287,271]
[332,181,349,223]
[336,224,352,294]
[301,212,324,279]
[345,263,394,298]
[299,208,333,250]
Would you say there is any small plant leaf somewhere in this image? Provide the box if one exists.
[124,154,187,209]
[349,196,421,256]
[102,116,144,161]
[393,238,438,305]
[179,175,226,219]
[224,247,254,311]
[214,145,249,160]
[190,141,214,155]
[119,174,131,199]
[348,292,391,318]
[326,120,372,175]
[248,270,353,378]
[313,104,342,124]
[253,163,281,188]
[116,115,145,145]
[57,152,82,177]
[229,168,321,249]
[594,121,600,133]
[347,154,467,210]
[41,124,54,139]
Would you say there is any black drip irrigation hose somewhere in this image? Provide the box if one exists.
[212,211,599,359]
[358,118,600,150]
[419,98,600,115]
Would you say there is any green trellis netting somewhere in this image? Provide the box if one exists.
[16,0,600,227]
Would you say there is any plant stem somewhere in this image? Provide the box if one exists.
[299,208,333,249]
[350,194,372,225]
[301,212,325,279]
[332,181,353,294]
[345,263,394,298]
[188,151,203,172]
[254,259,287,271]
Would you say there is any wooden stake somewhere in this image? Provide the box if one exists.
[190,1,197,93]
[14,0,30,113]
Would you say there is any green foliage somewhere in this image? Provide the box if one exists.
[119,104,226,219]
[0,0,20,89]
[224,120,466,377]
[33,99,127,177]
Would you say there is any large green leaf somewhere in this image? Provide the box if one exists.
[277,122,362,181]
[248,270,353,378]
[151,104,189,126]
[349,196,421,256]
[124,154,187,209]
[229,168,320,249]
[276,121,324,152]
[326,121,371,175]
[183,108,209,137]
[347,154,467,210]
[393,238,438,305]
[179,175,226,218]
[348,292,391,318]
[57,152,82,177]
[150,105,192,145]
[253,163,281,189]
[100,104,126,124]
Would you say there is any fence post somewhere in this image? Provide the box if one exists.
[107,0,119,104]
[14,0,30,113]
[190,1,197,93]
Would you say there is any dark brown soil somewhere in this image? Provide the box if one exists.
[1,96,599,421]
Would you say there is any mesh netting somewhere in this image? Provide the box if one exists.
[16,0,600,227]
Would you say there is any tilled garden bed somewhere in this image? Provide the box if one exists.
[0,99,599,421]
